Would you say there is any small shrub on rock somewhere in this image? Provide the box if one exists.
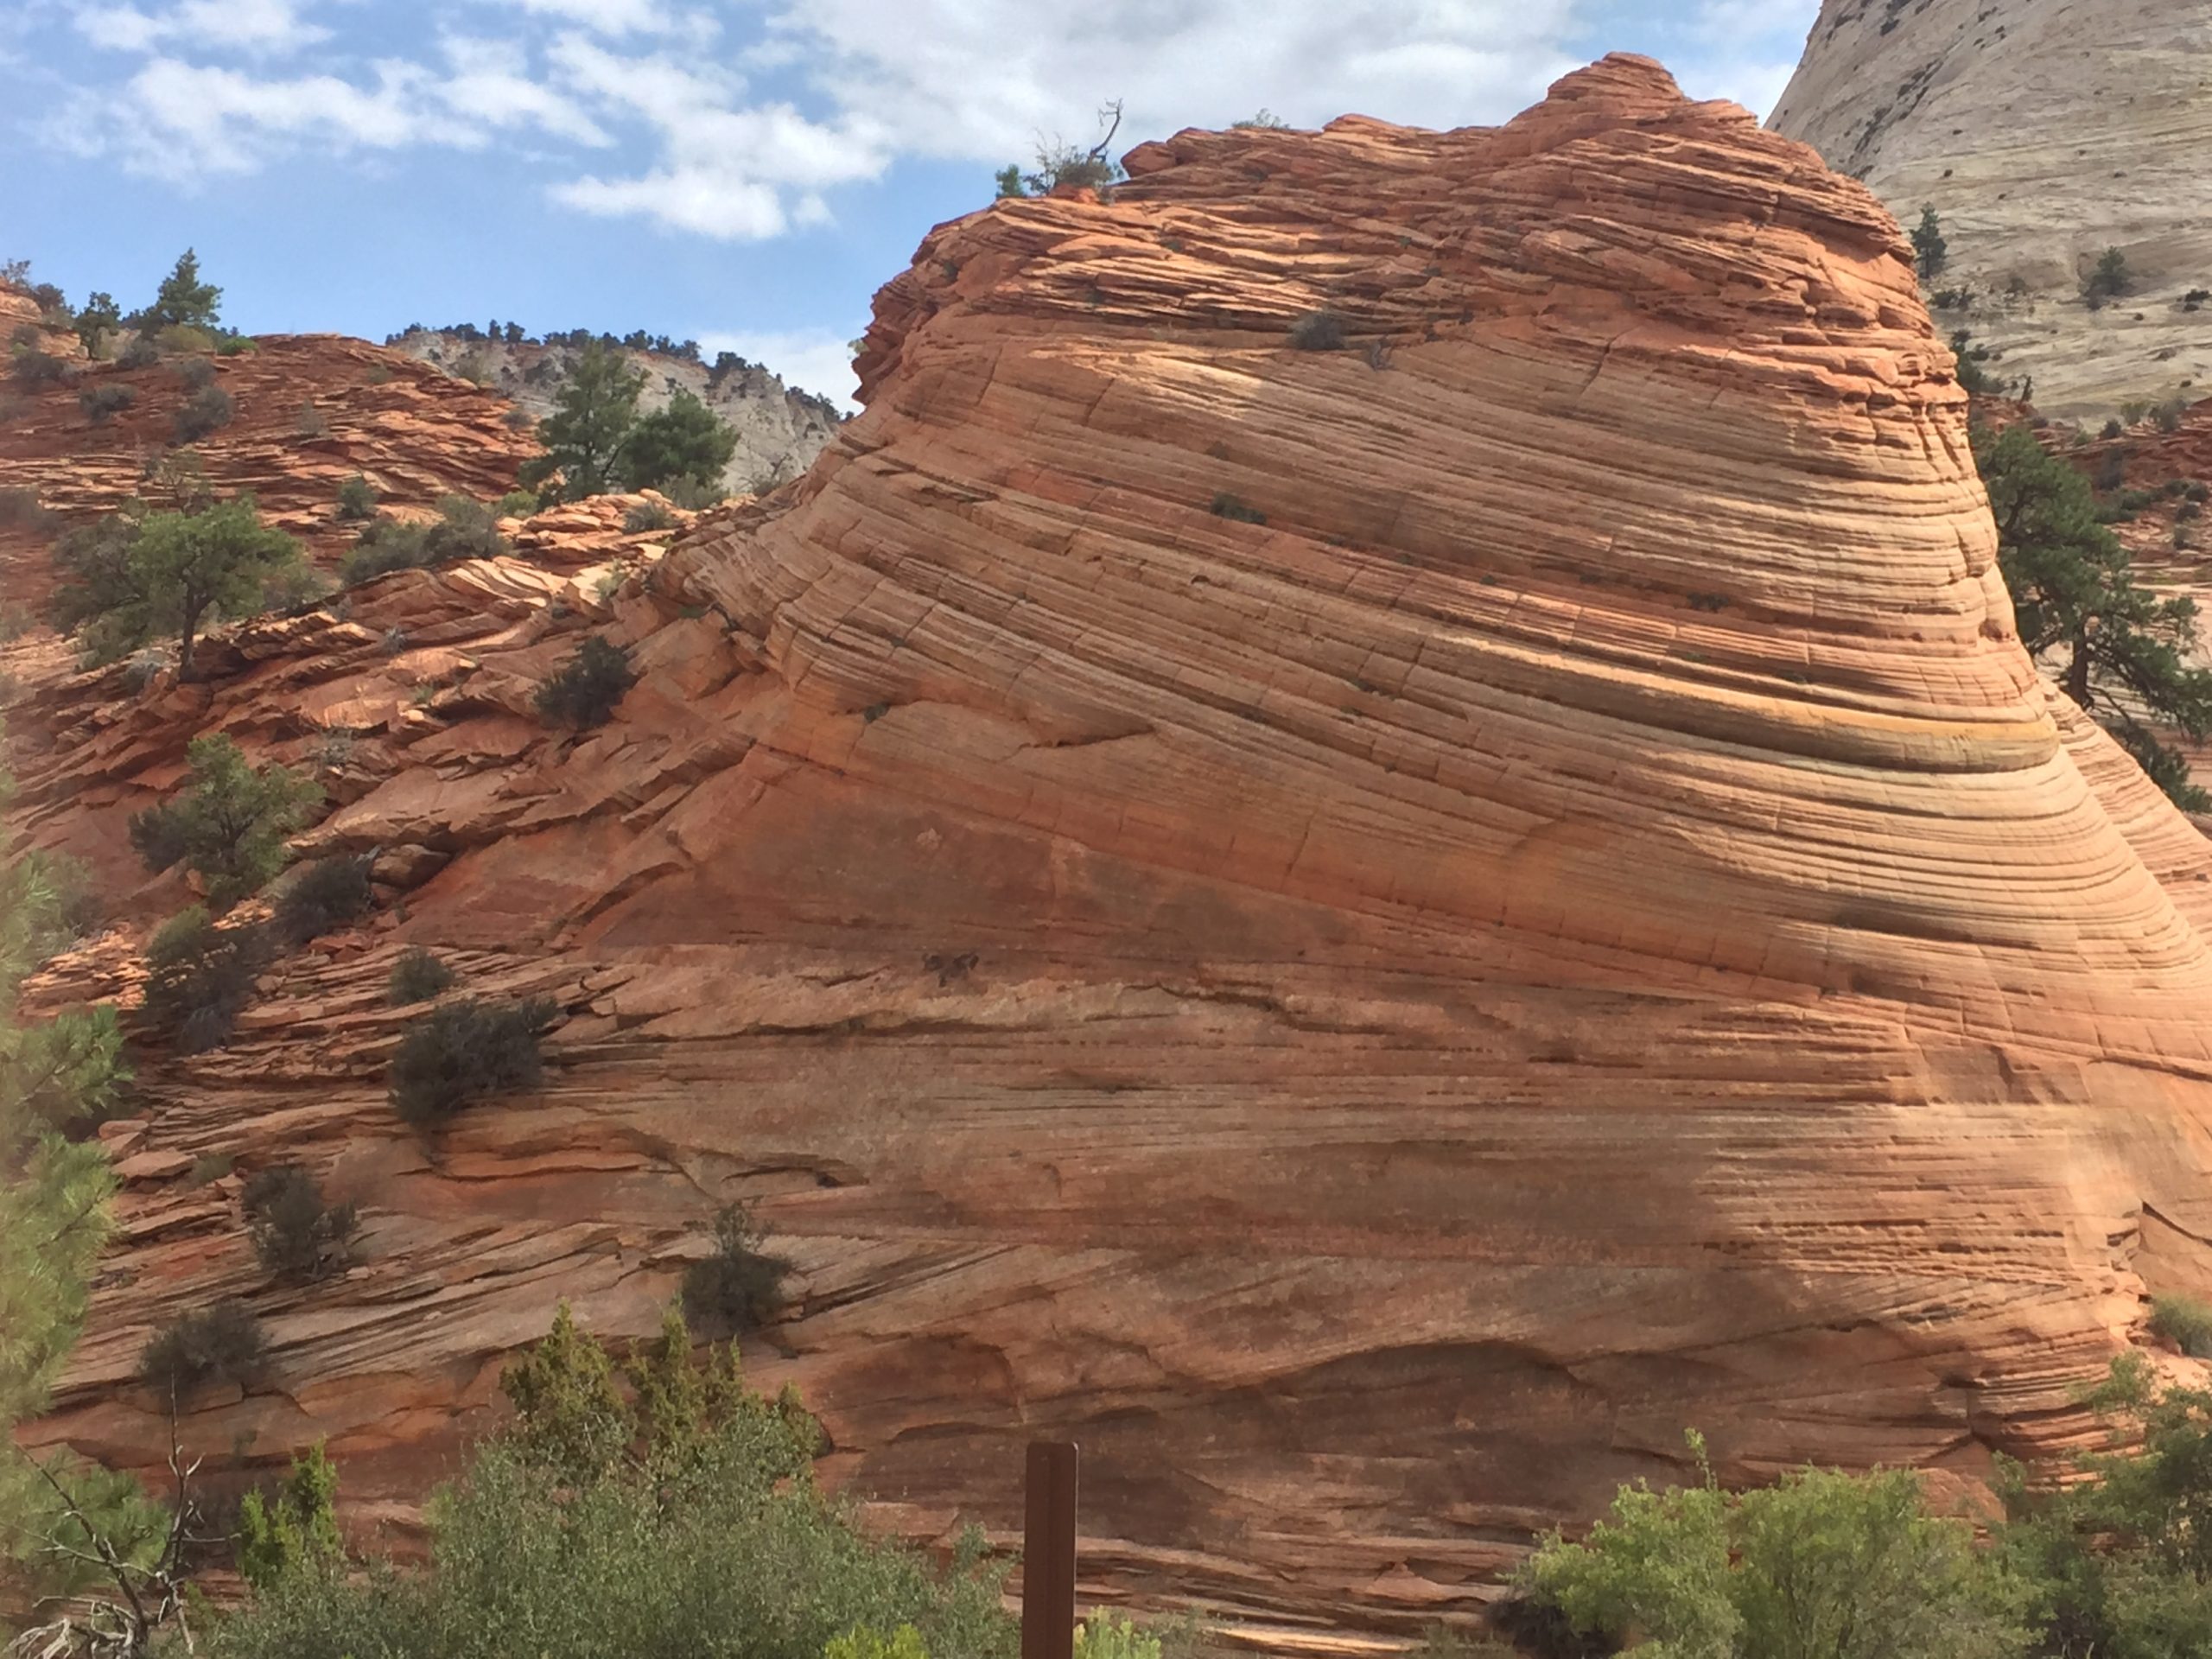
[129,734,318,910]
[140,1298,267,1403]
[662,474,727,511]
[243,1165,359,1282]
[334,474,377,521]
[535,635,636,729]
[171,355,217,391]
[0,487,56,536]
[116,334,161,370]
[1287,310,1346,351]
[270,854,374,946]
[10,346,72,387]
[493,489,539,518]
[216,335,256,357]
[141,906,269,1052]
[622,499,677,533]
[339,495,509,586]
[388,946,455,1005]
[78,381,136,424]
[2150,1294,2212,1357]
[388,996,556,1129]
[681,1201,792,1334]
[172,382,234,442]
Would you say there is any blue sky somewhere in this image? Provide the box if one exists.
[0,0,1817,409]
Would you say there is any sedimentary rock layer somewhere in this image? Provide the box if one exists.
[16,54,2212,1632]
[1770,0,2212,417]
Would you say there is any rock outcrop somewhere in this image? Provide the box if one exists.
[17,54,2212,1636]
[0,334,536,607]
[1768,0,2212,419]
[391,330,843,497]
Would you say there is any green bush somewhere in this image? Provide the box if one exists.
[128,734,318,910]
[216,335,256,357]
[78,382,136,424]
[270,855,373,946]
[661,474,727,512]
[0,486,56,536]
[2085,247,2131,308]
[173,382,234,442]
[1527,1437,2037,1659]
[53,492,306,675]
[1073,1613,1161,1659]
[387,946,455,1005]
[243,1166,359,1282]
[1287,310,1345,351]
[334,474,378,522]
[238,1445,341,1592]
[116,334,160,371]
[207,1307,1014,1659]
[2149,1294,2212,1357]
[339,496,509,586]
[681,1203,791,1335]
[387,997,555,1130]
[622,499,677,533]
[11,346,73,387]
[10,1005,130,1134]
[493,489,539,518]
[615,388,738,493]
[535,636,636,729]
[139,1298,266,1404]
[140,906,269,1052]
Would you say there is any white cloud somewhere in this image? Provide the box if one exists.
[73,0,330,54]
[698,326,861,411]
[32,0,1661,231]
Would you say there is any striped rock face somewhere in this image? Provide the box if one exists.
[22,53,2212,1632]
[1769,0,2212,420]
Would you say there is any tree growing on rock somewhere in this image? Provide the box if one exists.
[52,493,307,676]
[995,99,1125,197]
[140,247,222,336]
[616,388,738,493]
[129,734,320,911]
[519,340,646,502]
[1911,206,1948,283]
[1975,423,2212,808]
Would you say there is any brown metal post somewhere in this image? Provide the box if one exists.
[1021,1440,1079,1659]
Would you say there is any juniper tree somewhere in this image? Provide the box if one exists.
[519,340,646,502]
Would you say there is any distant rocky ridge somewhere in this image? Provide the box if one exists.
[389,327,843,497]
[1769,0,2212,419]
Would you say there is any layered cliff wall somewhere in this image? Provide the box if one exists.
[14,54,2212,1633]
[1769,0,2212,418]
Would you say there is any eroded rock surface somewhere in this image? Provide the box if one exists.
[16,54,2212,1633]
[1770,0,2212,418]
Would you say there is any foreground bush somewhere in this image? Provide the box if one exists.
[140,1298,266,1404]
[535,635,636,728]
[1527,1434,2036,1659]
[140,906,269,1052]
[129,734,318,910]
[207,1306,1015,1659]
[243,1166,359,1282]
[387,997,555,1129]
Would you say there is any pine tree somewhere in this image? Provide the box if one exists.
[518,340,646,502]
[1976,423,2212,808]
[143,248,222,334]
[616,388,739,492]
[52,493,307,677]
[1911,206,1948,283]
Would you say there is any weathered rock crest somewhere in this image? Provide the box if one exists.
[18,54,2212,1631]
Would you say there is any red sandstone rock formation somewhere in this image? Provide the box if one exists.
[16,54,2212,1633]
